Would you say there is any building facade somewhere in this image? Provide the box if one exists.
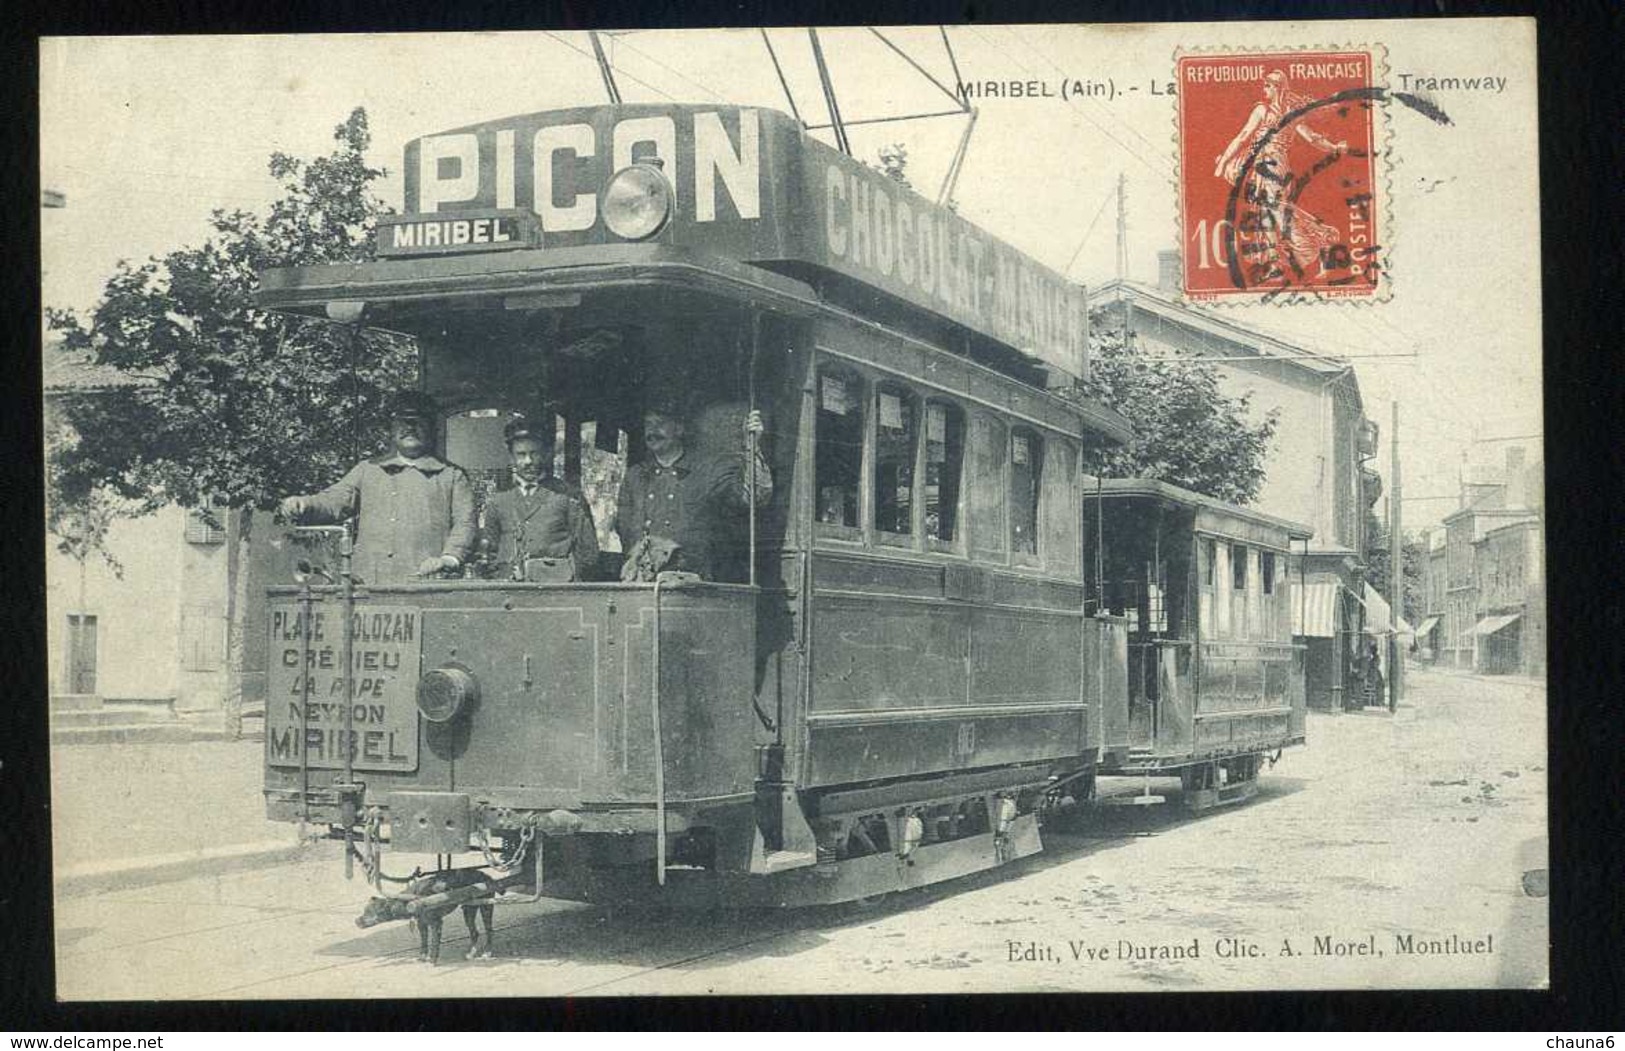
[45,346,232,715]
[1417,530,1448,662]
[1432,446,1545,676]
[1096,255,1379,710]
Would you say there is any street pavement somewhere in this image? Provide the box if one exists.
[50,663,1548,997]
[51,735,302,895]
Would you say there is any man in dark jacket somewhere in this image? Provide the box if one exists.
[280,392,476,584]
[614,394,770,582]
[482,417,600,581]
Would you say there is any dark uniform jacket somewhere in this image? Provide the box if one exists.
[483,477,600,580]
[300,453,476,584]
[614,447,771,581]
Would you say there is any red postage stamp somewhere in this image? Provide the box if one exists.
[1177,50,1381,301]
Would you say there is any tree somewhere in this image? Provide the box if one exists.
[1364,511,1426,623]
[45,412,124,577]
[877,143,912,188]
[1071,309,1279,505]
[47,107,412,515]
[46,107,412,731]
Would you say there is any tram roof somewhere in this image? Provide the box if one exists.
[259,103,1090,385]
[259,243,1134,446]
[1087,476,1314,542]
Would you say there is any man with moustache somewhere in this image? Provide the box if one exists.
[482,416,600,582]
[279,391,476,584]
[614,392,771,582]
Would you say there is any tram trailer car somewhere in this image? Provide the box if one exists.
[1084,478,1311,808]
[257,102,1139,909]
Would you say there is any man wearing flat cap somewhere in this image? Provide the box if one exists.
[615,391,771,582]
[482,417,600,582]
[280,391,476,584]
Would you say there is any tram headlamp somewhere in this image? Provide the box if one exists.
[602,164,673,241]
[416,664,479,723]
[324,300,367,324]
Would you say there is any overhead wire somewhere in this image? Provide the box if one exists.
[1063,184,1117,276]
[1004,24,1167,163]
[607,32,732,103]
[541,31,679,103]
[959,26,1165,178]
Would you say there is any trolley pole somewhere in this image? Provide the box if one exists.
[1389,400,1403,711]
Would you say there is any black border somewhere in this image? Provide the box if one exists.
[6,0,1621,1032]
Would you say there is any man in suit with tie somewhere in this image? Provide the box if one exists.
[481,417,600,582]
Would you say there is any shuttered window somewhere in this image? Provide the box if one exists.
[184,509,226,545]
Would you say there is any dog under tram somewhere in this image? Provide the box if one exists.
[253,102,1302,951]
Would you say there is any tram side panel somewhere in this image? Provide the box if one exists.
[802,561,1099,787]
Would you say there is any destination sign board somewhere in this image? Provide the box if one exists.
[398,104,1087,380]
[377,208,540,257]
[266,604,422,772]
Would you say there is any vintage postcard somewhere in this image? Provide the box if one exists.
[41,19,1545,998]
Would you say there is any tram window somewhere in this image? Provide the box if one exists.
[1009,427,1043,559]
[874,383,917,538]
[815,368,864,531]
[924,400,964,545]
[1040,437,1080,573]
[968,414,1007,561]
[1262,551,1276,595]
[1232,543,1248,590]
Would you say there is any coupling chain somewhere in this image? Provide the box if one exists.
[480,816,541,874]
[363,806,385,888]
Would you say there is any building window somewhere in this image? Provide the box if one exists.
[1009,427,1043,559]
[1232,543,1248,589]
[184,509,227,545]
[1203,539,1216,588]
[815,367,864,531]
[1262,551,1276,594]
[873,382,917,538]
[924,400,965,545]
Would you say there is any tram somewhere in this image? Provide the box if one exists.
[1084,478,1310,808]
[257,100,1143,911]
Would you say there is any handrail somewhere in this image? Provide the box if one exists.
[651,575,667,887]
[297,576,313,830]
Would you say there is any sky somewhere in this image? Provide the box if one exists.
[38,21,1543,532]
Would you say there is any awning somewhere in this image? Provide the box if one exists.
[1416,616,1441,638]
[1357,582,1393,633]
[1469,613,1522,637]
[1292,582,1343,638]
[1396,616,1416,642]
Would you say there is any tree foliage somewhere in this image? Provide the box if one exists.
[44,412,126,575]
[1072,310,1280,505]
[46,108,415,521]
[1364,512,1426,623]
[877,143,912,188]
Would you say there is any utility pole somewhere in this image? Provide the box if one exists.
[1116,173,1133,347]
[1389,400,1403,711]
[1114,173,1128,282]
